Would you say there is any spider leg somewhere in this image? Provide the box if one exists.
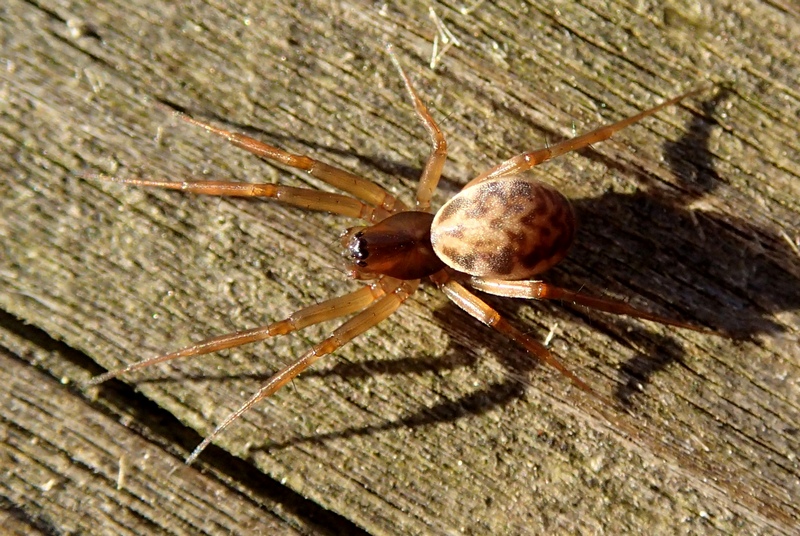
[85,278,405,387]
[157,103,405,213]
[468,278,714,334]
[83,174,384,221]
[464,86,709,187]
[387,45,447,211]
[432,273,612,405]
[184,278,419,465]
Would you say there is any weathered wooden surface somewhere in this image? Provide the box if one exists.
[2,0,798,534]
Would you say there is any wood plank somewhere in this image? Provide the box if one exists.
[2,0,798,533]
[0,339,310,535]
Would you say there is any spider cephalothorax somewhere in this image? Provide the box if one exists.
[342,211,442,280]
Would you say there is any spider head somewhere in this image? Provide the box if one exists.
[340,211,445,280]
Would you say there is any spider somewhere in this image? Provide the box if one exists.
[85,46,710,466]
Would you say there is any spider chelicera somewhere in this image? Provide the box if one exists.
[85,46,710,465]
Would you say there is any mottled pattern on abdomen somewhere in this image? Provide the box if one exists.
[431,176,575,280]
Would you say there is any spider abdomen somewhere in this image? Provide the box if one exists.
[430,176,575,280]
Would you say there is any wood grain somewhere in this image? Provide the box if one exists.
[2,0,798,534]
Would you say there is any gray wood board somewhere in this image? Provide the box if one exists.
[2,0,798,534]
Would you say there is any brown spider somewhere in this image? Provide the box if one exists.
[85,46,710,465]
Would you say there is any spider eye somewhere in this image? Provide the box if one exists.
[351,237,369,260]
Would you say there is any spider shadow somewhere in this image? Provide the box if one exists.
[248,85,800,449]
[139,309,533,451]
[151,88,798,454]
[249,302,536,452]
[561,86,800,402]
